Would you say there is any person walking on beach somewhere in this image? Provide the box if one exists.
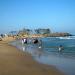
[23,38,27,44]
[22,38,27,44]
[21,38,28,51]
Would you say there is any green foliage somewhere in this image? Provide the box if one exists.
[35,28,51,34]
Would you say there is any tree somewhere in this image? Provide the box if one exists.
[9,31,18,36]
[35,28,51,34]
[18,28,32,36]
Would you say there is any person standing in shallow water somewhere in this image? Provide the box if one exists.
[38,39,42,49]
[58,45,64,52]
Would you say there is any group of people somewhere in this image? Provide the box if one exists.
[21,37,64,52]
[21,38,42,45]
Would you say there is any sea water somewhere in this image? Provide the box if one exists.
[35,37,75,75]
[10,37,75,75]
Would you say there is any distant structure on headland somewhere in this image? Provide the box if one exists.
[7,28,72,38]
[43,32,72,37]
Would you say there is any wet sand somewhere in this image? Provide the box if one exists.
[0,37,65,75]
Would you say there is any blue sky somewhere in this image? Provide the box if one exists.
[0,0,75,34]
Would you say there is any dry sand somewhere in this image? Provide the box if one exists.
[0,37,65,75]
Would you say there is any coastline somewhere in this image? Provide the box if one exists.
[0,37,65,75]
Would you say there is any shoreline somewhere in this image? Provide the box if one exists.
[0,37,65,75]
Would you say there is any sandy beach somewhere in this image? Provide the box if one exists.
[0,37,65,75]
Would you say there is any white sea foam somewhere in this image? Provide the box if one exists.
[59,36,75,39]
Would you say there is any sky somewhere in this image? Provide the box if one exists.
[0,0,75,34]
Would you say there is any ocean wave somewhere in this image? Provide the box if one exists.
[58,37,75,39]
